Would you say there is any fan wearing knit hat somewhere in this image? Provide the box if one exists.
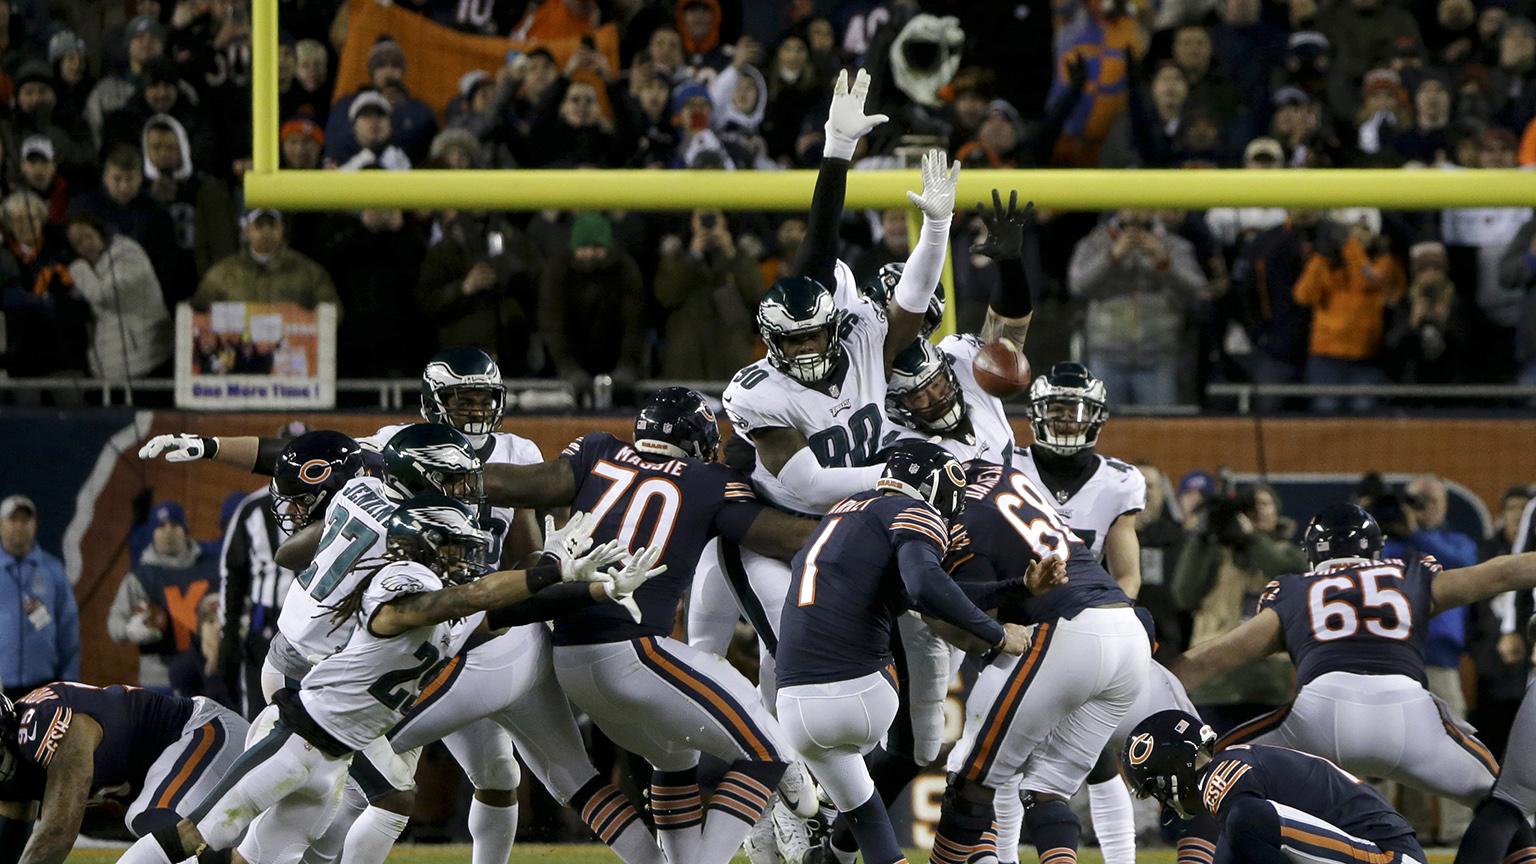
[323,36,439,166]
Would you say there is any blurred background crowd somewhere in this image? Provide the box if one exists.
[1,0,1536,408]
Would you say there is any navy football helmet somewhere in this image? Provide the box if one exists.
[1302,503,1383,567]
[634,387,721,462]
[269,431,368,530]
[1122,710,1218,820]
[877,440,967,520]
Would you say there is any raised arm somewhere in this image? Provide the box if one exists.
[794,69,888,291]
[18,715,102,864]
[483,459,580,510]
[1430,552,1536,616]
[884,150,958,368]
[972,189,1040,351]
[138,434,286,474]
[1171,607,1284,692]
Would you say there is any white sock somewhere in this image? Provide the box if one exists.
[1088,778,1137,864]
[338,805,410,864]
[993,783,1023,864]
[119,833,178,864]
[468,798,518,864]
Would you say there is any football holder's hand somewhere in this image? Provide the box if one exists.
[906,148,961,224]
[998,622,1034,656]
[138,433,219,462]
[823,68,888,160]
[1025,555,1068,596]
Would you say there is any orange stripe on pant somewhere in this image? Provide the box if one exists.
[964,622,1053,781]
[1443,720,1500,775]
[154,722,218,809]
[414,655,463,707]
[1278,826,1393,864]
[637,638,774,761]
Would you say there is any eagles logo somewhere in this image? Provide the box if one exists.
[298,459,333,484]
[1127,732,1155,766]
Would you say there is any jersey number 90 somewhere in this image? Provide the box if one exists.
[807,405,883,468]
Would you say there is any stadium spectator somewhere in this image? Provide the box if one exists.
[1205,137,1288,252]
[65,212,170,381]
[278,36,329,125]
[1292,218,1405,412]
[1384,241,1470,384]
[1174,24,1243,137]
[1212,0,1288,107]
[416,210,542,375]
[1268,85,1322,164]
[322,208,430,377]
[510,0,603,43]
[678,0,727,72]
[762,33,822,163]
[193,209,339,310]
[47,29,92,134]
[1443,127,1530,369]
[107,501,220,695]
[18,135,68,226]
[654,208,763,379]
[0,493,80,701]
[428,128,482,169]
[524,76,617,167]
[0,189,90,379]
[325,38,437,166]
[1355,68,1413,161]
[1135,462,1190,659]
[279,117,323,169]
[708,53,776,170]
[1390,75,1454,163]
[539,211,645,399]
[1501,213,1536,386]
[5,59,95,191]
[642,26,689,85]
[143,114,238,281]
[1172,484,1306,732]
[850,209,909,286]
[1317,0,1423,108]
[70,144,181,305]
[1424,0,1478,67]
[1468,485,1534,759]
[83,14,164,146]
[1491,17,1536,131]
[334,90,412,171]
[1107,60,1189,168]
[615,65,679,168]
[1051,0,1147,167]
[1069,209,1207,405]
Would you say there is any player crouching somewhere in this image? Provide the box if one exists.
[1124,710,1427,864]
[115,497,663,864]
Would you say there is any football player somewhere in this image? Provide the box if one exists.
[477,387,820,864]
[1456,618,1536,864]
[776,442,1034,864]
[1175,504,1536,864]
[0,686,247,864]
[932,460,1150,864]
[1123,710,1428,864]
[115,495,660,864]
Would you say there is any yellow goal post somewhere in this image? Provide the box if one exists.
[246,0,1536,211]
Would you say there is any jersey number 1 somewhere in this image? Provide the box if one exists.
[795,517,842,607]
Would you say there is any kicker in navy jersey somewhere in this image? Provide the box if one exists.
[948,461,1132,626]
[777,490,1004,688]
[550,431,765,645]
[1258,555,1441,689]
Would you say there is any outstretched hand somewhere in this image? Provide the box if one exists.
[969,188,1035,261]
[905,148,960,222]
[824,68,889,160]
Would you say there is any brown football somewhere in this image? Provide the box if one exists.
[972,341,1032,398]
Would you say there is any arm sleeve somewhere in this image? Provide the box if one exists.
[252,438,286,476]
[989,253,1036,320]
[792,158,850,291]
[957,576,1027,610]
[775,447,886,513]
[485,582,599,628]
[893,215,949,314]
[896,541,1006,646]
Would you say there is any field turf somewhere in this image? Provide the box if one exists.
[65,844,1463,863]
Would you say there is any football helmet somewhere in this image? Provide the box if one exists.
[420,347,505,438]
[1122,710,1218,820]
[1302,503,1383,567]
[385,493,489,584]
[859,262,945,337]
[877,440,967,520]
[1026,361,1108,455]
[380,424,485,504]
[634,386,721,462]
[888,339,965,434]
[269,431,368,530]
[758,276,844,385]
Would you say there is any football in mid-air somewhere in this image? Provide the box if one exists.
[972,341,1031,398]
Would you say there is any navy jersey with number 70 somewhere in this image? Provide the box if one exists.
[1259,556,1441,689]
[551,432,765,646]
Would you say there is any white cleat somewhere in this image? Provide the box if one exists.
[777,760,820,819]
[744,809,778,864]
[772,799,813,864]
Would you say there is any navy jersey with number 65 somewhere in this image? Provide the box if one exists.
[949,461,1130,625]
[551,432,765,646]
[1258,556,1440,689]
[777,491,1003,688]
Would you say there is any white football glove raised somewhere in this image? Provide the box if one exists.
[906,148,960,223]
[823,68,888,160]
[138,434,218,462]
[599,545,668,623]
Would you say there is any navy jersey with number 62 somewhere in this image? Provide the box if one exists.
[777,491,974,687]
[551,432,765,645]
[1259,556,1440,689]
[949,461,1130,625]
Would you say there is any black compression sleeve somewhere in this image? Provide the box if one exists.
[990,257,1034,319]
[486,581,598,628]
[252,437,286,476]
[524,564,561,594]
[958,577,1027,610]
[0,814,32,864]
[792,157,850,290]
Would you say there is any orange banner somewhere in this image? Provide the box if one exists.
[332,0,621,122]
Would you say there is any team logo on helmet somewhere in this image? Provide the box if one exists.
[944,460,966,487]
[1127,733,1156,766]
[298,459,333,484]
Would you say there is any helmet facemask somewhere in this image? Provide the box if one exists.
[892,358,965,433]
[1028,395,1107,455]
[877,455,968,520]
[765,320,843,385]
[430,468,485,505]
[433,386,505,438]
[268,479,322,531]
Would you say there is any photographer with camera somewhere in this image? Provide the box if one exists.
[1171,480,1307,732]
[655,208,765,380]
[416,210,543,375]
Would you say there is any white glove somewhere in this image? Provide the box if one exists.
[138,433,218,462]
[541,513,626,583]
[905,148,960,223]
[600,545,669,623]
[823,68,888,160]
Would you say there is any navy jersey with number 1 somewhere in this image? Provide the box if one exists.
[777,491,1005,688]
[1258,556,1441,689]
[551,432,766,646]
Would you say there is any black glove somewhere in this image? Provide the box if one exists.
[970,188,1035,261]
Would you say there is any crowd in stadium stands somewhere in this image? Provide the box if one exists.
[1,0,1536,406]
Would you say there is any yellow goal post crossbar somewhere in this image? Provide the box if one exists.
[246,0,1536,211]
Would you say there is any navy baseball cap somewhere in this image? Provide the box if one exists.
[153,501,188,528]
